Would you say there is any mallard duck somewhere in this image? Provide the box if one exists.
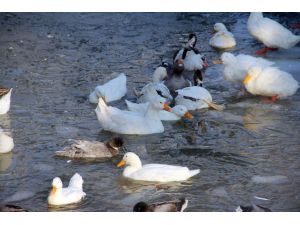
[133,198,188,212]
[125,100,193,121]
[95,97,171,135]
[0,204,28,212]
[175,86,224,111]
[47,173,86,206]
[213,52,274,84]
[89,73,127,104]
[209,23,236,49]
[0,130,14,154]
[163,59,191,97]
[173,34,208,87]
[55,137,124,159]
[117,152,200,182]
[236,204,272,212]
[0,88,12,115]
[244,66,299,101]
[247,12,300,55]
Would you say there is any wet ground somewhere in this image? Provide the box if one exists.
[0,13,300,212]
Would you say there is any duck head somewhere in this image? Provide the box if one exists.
[244,66,263,86]
[187,33,197,48]
[173,59,185,75]
[133,202,149,212]
[49,177,63,196]
[107,137,124,150]
[213,23,228,32]
[213,52,235,65]
[117,152,142,168]
[172,105,193,119]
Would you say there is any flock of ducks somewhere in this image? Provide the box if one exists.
[1,12,300,212]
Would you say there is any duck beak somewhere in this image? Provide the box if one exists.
[50,186,57,196]
[183,112,193,119]
[163,103,171,112]
[243,74,252,85]
[212,59,222,64]
[117,159,126,168]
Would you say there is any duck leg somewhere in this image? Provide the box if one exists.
[255,47,278,56]
[290,23,300,29]
[261,95,278,103]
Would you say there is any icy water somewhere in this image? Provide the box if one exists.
[0,13,300,212]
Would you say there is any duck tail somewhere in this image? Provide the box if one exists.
[133,88,140,97]
[189,169,200,177]
[179,198,189,212]
[203,100,225,111]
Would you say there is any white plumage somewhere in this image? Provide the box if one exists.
[0,88,12,115]
[137,82,173,103]
[209,23,236,49]
[175,86,224,111]
[220,52,274,84]
[174,49,206,71]
[244,66,299,99]
[95,97,170,135]
[247,12,300,49]
[117,152,200,182]
[89,73,127,104]
[125,100,193,121]
[47,173,86,206]
[0,129,14,154]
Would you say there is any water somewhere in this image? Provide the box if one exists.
[0,12,300,212]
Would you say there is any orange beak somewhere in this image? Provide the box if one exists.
[50,186,57,196]
[183,112,193,119]
[212,59,222,65]
[163,103,171,112]
[117,159,126,168]
[243,74,252,85]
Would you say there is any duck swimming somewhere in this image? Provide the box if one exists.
[95,97,171,135]
[175,86,225,111]
[173,34,208,87]
[209,23,236,49]
[55,137,124,159]
[117,152,200,182]
[47,173,86,206]
[0,87,12,115]
[133,198,188,212]
[247,12,300,55]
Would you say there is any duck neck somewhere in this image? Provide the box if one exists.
[249,12,263,23]
[145,105,160,120]
[123,161,142,177]
[105,142,119,156]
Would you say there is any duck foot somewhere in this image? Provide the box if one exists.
[290,23,300,29]
[255,47,278,56]
[261,95,278,103]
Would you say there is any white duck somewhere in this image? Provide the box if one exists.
[214,52,274,84]
[244,66,299,101]
[0,129,14,154]
[95,97,171,135]
[117,152,200,182]
[135,83,173,104]
[47,173,86,206]
[152,62,172,83]
[175,86,224,111]
[0,88,12,115]
[125,100,193,121]
[89,73,127,104]
[173,34,208,72]
[209,23,236,49]
[248,12,300,55]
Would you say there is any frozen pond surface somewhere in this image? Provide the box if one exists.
[0,13,300,211]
